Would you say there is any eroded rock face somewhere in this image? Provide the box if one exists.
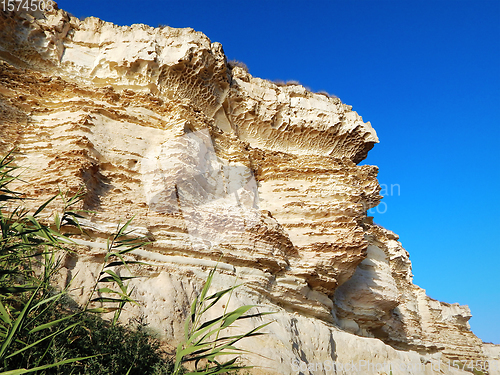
[335,224,486,363]
[1,5,498,374]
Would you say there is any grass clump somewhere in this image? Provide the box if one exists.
[173,267,273,375]
[272,79,301,87]
[0,150,173,374]
[3,305,174,375]
[1,150,272,374]
[227,60,248,73]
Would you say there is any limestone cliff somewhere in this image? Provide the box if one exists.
[1,4,498,375]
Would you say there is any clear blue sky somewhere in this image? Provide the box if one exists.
[56,0,500,344]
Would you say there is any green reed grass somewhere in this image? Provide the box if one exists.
[1,150,273,374]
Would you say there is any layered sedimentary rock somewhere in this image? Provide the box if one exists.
[1,4,498,374]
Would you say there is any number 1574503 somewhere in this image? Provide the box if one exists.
[2,0,55,12]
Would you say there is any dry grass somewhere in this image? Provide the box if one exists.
[227,59,249,72]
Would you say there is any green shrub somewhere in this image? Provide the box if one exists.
[0,151,173,374]
[3,304,174,375]
[1,150,272,375]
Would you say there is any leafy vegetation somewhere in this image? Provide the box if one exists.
[0,151,272,374]
[2,306,174,375]
[0,151,171,374]
[174,267,273,375]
